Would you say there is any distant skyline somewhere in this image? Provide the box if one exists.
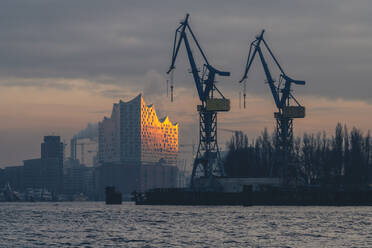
[1,0,372,167]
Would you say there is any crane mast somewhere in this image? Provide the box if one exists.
[239,30,306,180]
[167,14,230,187]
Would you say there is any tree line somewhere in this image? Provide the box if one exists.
[223,123,372,187]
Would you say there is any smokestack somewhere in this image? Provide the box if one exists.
[70,123,98,160]
[70,137,77,160]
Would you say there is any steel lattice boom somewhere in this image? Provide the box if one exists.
[239,30,306,180]
[167,14,230,188]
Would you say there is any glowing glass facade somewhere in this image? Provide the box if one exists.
[99,94,178,166]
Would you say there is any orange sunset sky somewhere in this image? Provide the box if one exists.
[0,1,371,167]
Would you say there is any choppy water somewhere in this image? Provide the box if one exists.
[1,202,372,247]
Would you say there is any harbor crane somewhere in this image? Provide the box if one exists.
[167,14,230,187]
[239,30,306,177]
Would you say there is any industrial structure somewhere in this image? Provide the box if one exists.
[70,123,98,166]
[239,30,306,179]
[167,14,230,187]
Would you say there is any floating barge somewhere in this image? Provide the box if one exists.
[132,177,372,206]
[252,186,372,206]
[132,186,253,206]
[133,187,372,206]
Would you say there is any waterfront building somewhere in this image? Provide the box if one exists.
[63,163,94,197]
[97,94,179,197]
[23,158,45,190]
[41,136,63,193]
[98,94,178,166]
[0,136,64,194]
[21,136,64,193]
[23,158,62,193]
[1,165,23,191]
[41,136,64,167]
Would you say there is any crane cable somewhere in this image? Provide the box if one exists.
[243,79,247,109]
[170,70,174,102]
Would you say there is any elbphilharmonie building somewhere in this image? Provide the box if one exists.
[98,94,178,166]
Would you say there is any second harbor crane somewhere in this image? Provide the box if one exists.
[167,14,230,187]
[239,30,306,178]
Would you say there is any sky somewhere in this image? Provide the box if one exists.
[0,0,371,167]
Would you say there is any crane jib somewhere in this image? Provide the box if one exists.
[166,14,230,104]
[239,30,305,111]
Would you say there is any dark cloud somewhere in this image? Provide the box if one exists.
[0,0,371,102]
[99,89,133,99]
[0,79,74,90]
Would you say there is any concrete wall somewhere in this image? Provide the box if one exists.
[139,164,178,192]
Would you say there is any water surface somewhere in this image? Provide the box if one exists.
[1,202,371,247]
